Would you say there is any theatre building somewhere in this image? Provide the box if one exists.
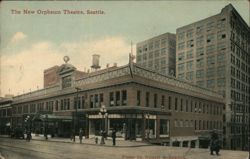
[11,56,224,148]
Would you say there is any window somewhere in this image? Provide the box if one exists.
[55,101,58,111]
[137,91,141,106]
[187,39,194,48]
[186,50,193,59]
[143,54,147,61]
[185,100,189,112]
[217,42,226,51]
[155,40,160,48]
[186,29,193,38]
[178,73,185,80]
[207,67,215,77]
[62,76,72,89]
[206,45,215,54]
[196,36,204,46]
[218,78,225,87]
[168,96,172,110]
[197,80,204,87]
[149,42,154,50]
[207,79,215,88]
[146,92,150,107]
[207,56,215,65]
[231,66,235,77]
[217,53,225,63]
[178,52,185,61]
[121,90,127,106]
[207,33,215,43]
[82,96,85,109]
[178,42,185,50]
[218,31,226,40]
[180,99,183,111]
[109,92,114,106]
[115,91,120,106]
[178,63,185,72]
[155,50,160,57]
[175,97,178,111]
[186,61,193,71]
[74,96,81,109]
[217,66,226,77]
[196,25,203,34]
[154,94,158,108]
[161,48,166,55]
[217,18,226,29]
[160,59,166,66]
[207,21,214,31]
[137,47,142,54]
[161,95,165,107]
[231,54,235,65]
[196,58,204,68]
[90,95,94,108]
[186,71,193,80]
[143,45,148,52]
[161,39,166,46]
[196,70,204,78]
[160,119,169,135]
[178,32,185,40]
[137,55,142,62]
[196,47,204,57]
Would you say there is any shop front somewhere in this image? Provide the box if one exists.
[85,107,171,142]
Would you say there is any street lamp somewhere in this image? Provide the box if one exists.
[99,105,107,145]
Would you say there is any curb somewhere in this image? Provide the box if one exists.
[0,136,151,148]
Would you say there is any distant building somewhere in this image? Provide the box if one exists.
[136,33,176,76]
[0,97,13,135]
[176,4,250,150]
[11,56,223,148]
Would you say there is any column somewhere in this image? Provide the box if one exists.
[180,141,183,147]
[188,141,191,148]
[195,139,200,148]
[170,139,173,146]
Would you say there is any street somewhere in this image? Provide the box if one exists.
[0,137,248,159]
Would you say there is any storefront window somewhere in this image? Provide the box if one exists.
[160,119,169,136]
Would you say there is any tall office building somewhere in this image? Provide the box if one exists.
[136,33,176,76]
[176,4,250,150]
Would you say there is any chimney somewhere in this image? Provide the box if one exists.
[106,63,109,68]
[113,63,117,67]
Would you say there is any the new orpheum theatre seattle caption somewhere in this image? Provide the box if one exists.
[11,9,105,15]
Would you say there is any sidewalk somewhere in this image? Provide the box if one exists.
[0,134,151,147]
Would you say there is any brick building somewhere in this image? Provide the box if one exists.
[11,56,224,148]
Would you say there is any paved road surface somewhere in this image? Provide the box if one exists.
[0,138,248,159]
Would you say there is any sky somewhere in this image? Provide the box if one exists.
[0,0,249,96]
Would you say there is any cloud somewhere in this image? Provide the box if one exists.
[1,36,132,96]
[10,32,27,43]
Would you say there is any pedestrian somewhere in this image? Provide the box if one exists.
[26,129,31,142]
[95,136,98,144]
[44,129,48,140]
[210,130,220,155]
[79,128,83,144]
[100,130,105,145]
[112,129,116,146]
